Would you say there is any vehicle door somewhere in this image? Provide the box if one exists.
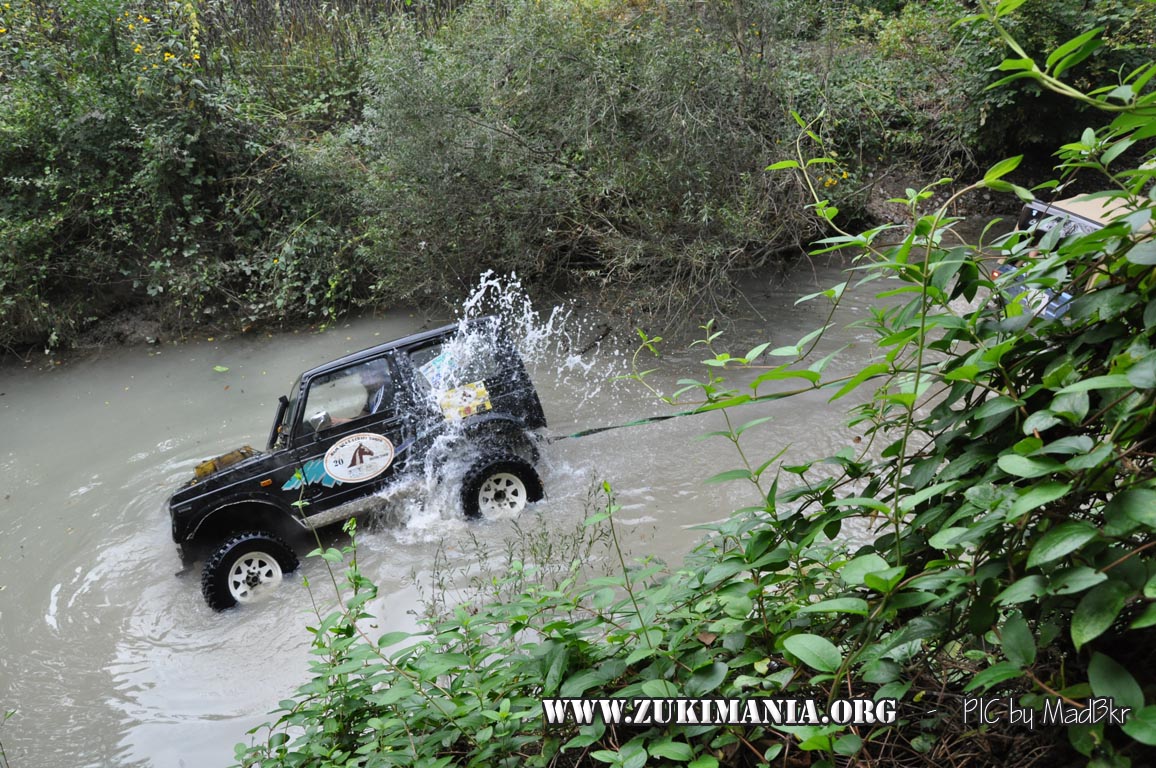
[285,355,411,524]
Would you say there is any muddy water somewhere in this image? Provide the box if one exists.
[0,260,888,768]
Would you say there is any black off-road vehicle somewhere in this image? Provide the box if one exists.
[991,193,1148,321]
[168,318,548,609]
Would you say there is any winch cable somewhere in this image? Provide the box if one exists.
[547,385,813,442]
[547,409,701,442]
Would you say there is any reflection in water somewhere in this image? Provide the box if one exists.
[0,260,886,768]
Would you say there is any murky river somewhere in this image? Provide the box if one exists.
[0,259,892,768]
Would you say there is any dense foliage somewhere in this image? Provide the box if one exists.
[232,3,1156,767]
[4,0,1149,351]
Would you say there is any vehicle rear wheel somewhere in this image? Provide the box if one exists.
[201,531,299,610]
[461,454,543,519]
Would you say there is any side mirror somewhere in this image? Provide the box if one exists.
[307,410,332,433]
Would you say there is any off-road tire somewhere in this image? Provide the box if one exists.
[201,531,299,610]
[461,454,543,519]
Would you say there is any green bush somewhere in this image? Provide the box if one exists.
[344,0,818,312]
[0,0,366,349]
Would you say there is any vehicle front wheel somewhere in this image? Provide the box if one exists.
[201,531,300,610]
[461,454,544,519]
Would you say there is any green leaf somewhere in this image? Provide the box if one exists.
[641,679,680,698]
[995,0,1030,17]
[685,662,728,697]
[1063,442,1113,471]
[1056,375,1133,393]
[995,575,1047,605]
[213,365,230,373]
[997,57,1035,72]
[974,395,1021,420]
[1126,352,1156,388]
[592,587,616,609]
[964,661,1024,692]
[688,756,720,768]
[704,468,753,485]
[830,496,891,512]
[984,155,1023,183]
[735,416,774,437]
[1053,36,1105,78]
[376,631,412,647]
[767,160,800,171]
[928,527,969,551]
[1071,580,1131,650]
[797,598,870,616]
[840,554,890,586]
[1046,28,1103,71]
[1122,706,1156,746]
[898,481,959,512]
[833,733,863,756]
[830,362,890,401]
[1088,653,1143,710]
[1106,488,1156,529]
[1132,604,1156,629]
[1007,482,1071,522]
[1001,612,1035,667]
[864,566,907,594]
[783,633,842,673]
[1050,566,1107,596]
[1027,521,1098,568]
[1128,240,1156,266]
[648,740,695,762]
[998,454,1062,479]
[1023,410,1061,435]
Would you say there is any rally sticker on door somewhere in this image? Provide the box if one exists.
[324,433,395,483]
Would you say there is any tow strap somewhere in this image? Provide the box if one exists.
[548,407,705,442]
[547,384,815,442]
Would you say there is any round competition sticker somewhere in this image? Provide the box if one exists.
[324,433,395,483]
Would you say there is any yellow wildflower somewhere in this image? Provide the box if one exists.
[163,51,174,61]
[133,43,142,54]
[128,23,134,30]
[193,53,200,60]
[0,28,6,35]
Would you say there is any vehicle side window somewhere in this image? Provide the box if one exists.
[409,339,501,392]
[299,359,396,435]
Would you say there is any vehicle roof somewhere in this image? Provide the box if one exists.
[300,317,494,380]
[1031,193,1153,233]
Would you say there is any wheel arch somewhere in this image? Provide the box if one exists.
[187,498,300,559]
[460,415,542,463]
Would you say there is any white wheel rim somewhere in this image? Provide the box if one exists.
[478,472,528,516]
[227,551,283,604]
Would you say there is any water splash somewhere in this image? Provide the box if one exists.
[456,270,625,405]
[362,270,632,540]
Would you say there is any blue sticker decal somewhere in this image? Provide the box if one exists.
[281,459,342,491]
